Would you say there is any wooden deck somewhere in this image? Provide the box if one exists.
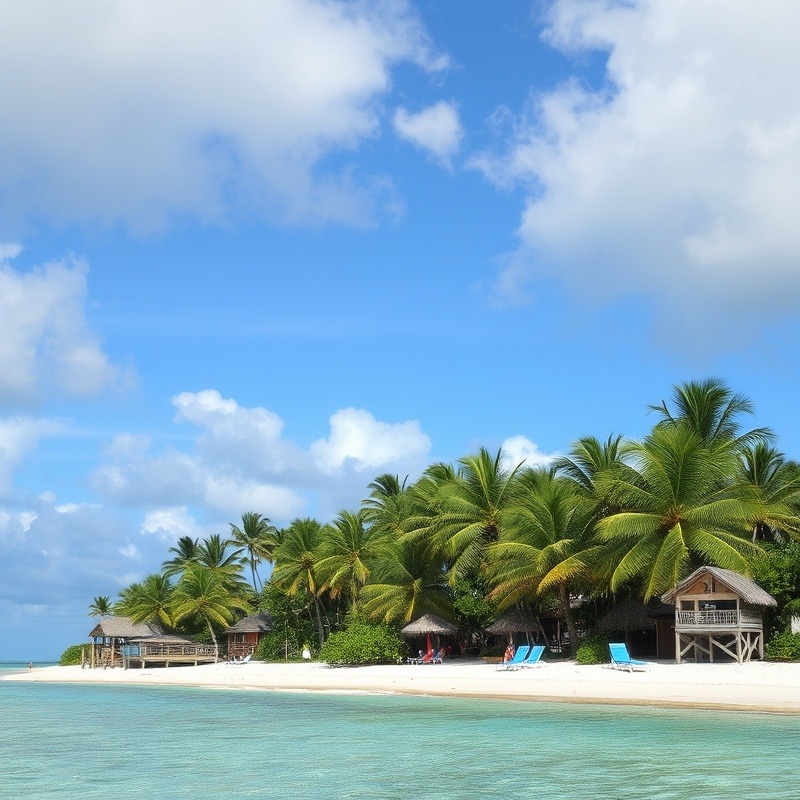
[121,642,218,668]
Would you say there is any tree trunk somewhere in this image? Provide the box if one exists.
[314,596,325,649]
[559,583,579,659]
[206,618,219,663]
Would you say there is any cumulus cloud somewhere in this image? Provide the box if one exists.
[473,0,800,341]
[0,251,133,405]
[140,506,204,543]
[500,435,558,472]
[92,391,431,522]
[394,101,463,166]
[0,0,446,233]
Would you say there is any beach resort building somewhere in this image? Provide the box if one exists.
[660,566,777,663]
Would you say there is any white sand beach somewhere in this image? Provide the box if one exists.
[5,658,800,714]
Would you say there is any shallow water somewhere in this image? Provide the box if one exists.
[1,663,798,799]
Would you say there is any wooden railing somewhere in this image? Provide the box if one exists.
[675,609,761,627]
[137,643,217,657]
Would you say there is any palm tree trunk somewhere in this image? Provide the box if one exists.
[206,618,219,663]
[314,596,325,649]
[559,583,579,659]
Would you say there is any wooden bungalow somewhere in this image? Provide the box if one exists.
[660,566,777,663]
[224,612,273,659]
[88,616,219,668]
[88,616,163,668]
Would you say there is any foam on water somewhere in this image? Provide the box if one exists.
[1,664,798,799]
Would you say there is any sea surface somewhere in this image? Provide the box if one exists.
[1,661,799,799]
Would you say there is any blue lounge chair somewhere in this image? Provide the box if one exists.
[519,644,545,669]
[608,642,649,672]
[496,644,531,671]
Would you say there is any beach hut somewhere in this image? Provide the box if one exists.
[224,612,273,659]
[660,566,777,663]
[486,609,542,648]
[88,616,163,668]
[401,614,457,657]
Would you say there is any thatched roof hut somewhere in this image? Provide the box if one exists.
[400,613,457,636]
[224,612,273,635]
[661,566,777,607]
[88,616,163,639]
[598,600,656,632]
[486,609,542,636]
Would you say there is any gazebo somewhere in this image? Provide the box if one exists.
[661,566,777,663]
[224,612,273,659]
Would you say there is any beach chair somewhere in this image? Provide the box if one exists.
[496,645,531,671]
[232,653,252,665]
[608,642,649,672]
[519,644,545,669]
[430,648,445,664]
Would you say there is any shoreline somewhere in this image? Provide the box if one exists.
[4,658,800,714]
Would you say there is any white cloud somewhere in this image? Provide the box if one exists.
[474,0,800,341]
[0,254,133,404]
[0,417,63,497]
[0,0,446,233]
[92,392,432,522]
[311,407,432,474]
[500,435,557,472]
[140,506,203,543]
[394,101,463,166]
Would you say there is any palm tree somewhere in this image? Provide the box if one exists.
[649,378,772,451]
[740,442,800,542]
[433,448,524,579]
[196,534,248,591]
[361,537,451,624]
[362,473,412,541]
[486,468,595,657]
[594,422,762,599]
[88,596,111,617]
[120,574,174,627]
[171,565,250,657]
[229,512,278,590]
[316,509,376,606]
[271,518,327,648]
[162,536,200,579]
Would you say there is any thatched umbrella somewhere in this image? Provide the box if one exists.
[598,600,655,649]
[401,614,457,654]
[486,609,542,645]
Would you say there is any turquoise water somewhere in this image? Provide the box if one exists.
[1,663,799,799]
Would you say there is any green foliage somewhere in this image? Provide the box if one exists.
[256,583,316,661]
[59,644,86,666]
[576,634,611,665]
[764,632,800,662]
[750,541,800,609]
[319,622,405,666]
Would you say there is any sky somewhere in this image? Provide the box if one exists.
[3,0,800,660]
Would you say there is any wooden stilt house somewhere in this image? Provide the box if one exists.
[660,566,776,663]
[88,617,163,668]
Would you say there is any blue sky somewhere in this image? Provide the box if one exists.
[3,0,800,660]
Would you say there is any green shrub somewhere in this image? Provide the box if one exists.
[765,632,800,662]
[59,644,87,666]
[576,635,611,665]
[319,622,405,666]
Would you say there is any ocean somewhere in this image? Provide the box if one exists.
[1,662,799,799]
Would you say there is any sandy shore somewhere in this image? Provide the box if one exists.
[4,658,800,714]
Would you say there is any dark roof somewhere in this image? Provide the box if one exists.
[88,616,163,639]
[401,613,457,636]
[598,600,656,632]
[224,612,273,635]
[486,609,542,635]
[661,566,777,607]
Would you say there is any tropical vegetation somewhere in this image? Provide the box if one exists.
[86,380,800,662]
